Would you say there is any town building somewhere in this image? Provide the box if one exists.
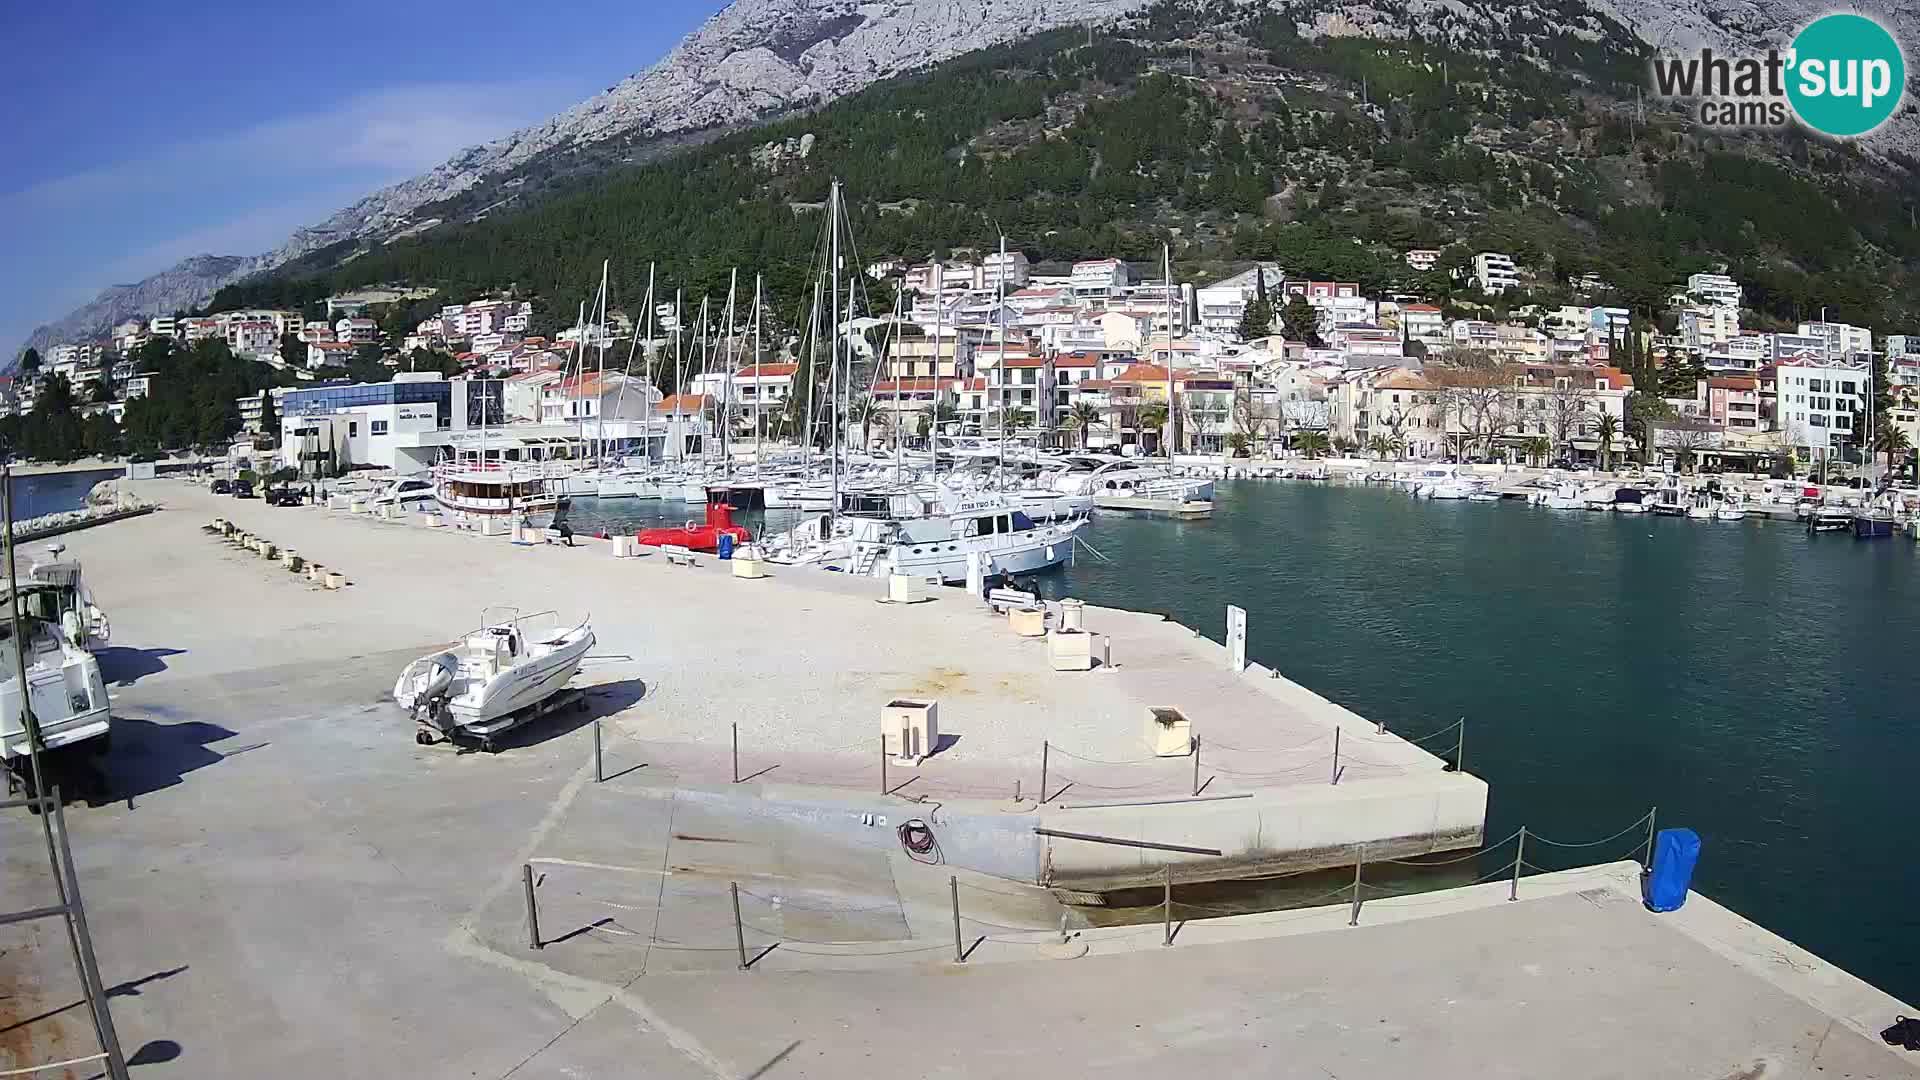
[980,250,1031,289]
[1685,272,1742,309]
[1798,321,1873,361]
[539,372,662,426]
[1470,252,1520,294]
[1680,305,1740,350]
[307,342,357,370]
[334,318,380,345]
[1403,249,1440,272]
[1773,358,1867,454]
[148,316,178,339]
[1069,259,1131,298]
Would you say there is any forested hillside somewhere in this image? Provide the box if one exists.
[215,0,1920,336]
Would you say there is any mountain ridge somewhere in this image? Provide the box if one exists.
[20,0,1920,357]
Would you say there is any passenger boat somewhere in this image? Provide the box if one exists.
[394,608,595,746]
[767,490,1087,583]
[433,462,561,521]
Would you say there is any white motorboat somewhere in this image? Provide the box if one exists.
[596,470,662,499]
[767,491,1086,583]
[0,580,114,792]
[1531,482,1584,510]
[394,609,595,746]
[1426,479,1474,500]
[1714,505,1748,521]
[1685,492,1714,520]
[372,477,436,509]
[1047,456,1213,503]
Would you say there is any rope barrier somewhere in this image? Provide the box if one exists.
[736,888,902,914]
[1402,718,1465,746]
[1202,733,1331,754]
[1525,811,1654,849]
[0,1053,110,1077]
[1375,828,1522,866]
[1047,746,1164,767]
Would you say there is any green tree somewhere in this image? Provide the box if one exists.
[1138,404,1169,452]
[1293,430,1331,458]
[1626,391,1673,463]
[1278,297,1322,347]
[1065,401,1102,447]
[1237,297,1273,340]
[1595,412,1618,470]
[1522,436,1552,465]
[18,347,41,375]
[278,330,305,368]
[258,392,279,441]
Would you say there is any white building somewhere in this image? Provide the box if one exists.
[225,318,278,357]
[1774,358,1867,453]
[307,341,357,370]
[539,372,662,426]
[1680,305,1739,350]
[277,373,457,475]
[1070,259,1131,298]
[1798,321,1873,360]
[504,370,563,422]
[148,316,178,339]
[1403,249,1440,272]
[1399,304,1446,346]
[335,318,380,345]
[1471,252,1519,294]
[981,250,1031,289]
[1686,272,1742,309]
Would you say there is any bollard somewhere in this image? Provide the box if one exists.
[1191,734,1201,797]
[593,720,603,783]
[1162,865,1173,946]
[1330,726,1341,785]
[950,876,965,964]
[1510,827,1526,902]
[732,882,748,970]
[1376,717,1386,736]
[523,864,542,949]
[1348,845,1366,926]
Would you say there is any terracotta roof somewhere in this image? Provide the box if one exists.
[656,393,713,413]
[1077,379,1112,390]
[1052,352,1100,367]
[1401,304,1442,313]
[1707,376,1759,390]
[1000,356,1048,369]
[1111,362,1173,383]
[1374,369,1431,390]
[736,363,798,378]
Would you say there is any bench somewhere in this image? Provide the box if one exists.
[987,587,1043,614]
[660,544,699,567]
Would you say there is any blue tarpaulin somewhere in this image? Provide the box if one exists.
[1644,828,1700,912]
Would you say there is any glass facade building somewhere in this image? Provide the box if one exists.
[283,380,452,427]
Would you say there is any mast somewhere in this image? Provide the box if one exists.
[997,233,1009,477]
[890,296,904,486]
[695,296,711,465]
[1163,241,1175,462]
[610,262,654,467]
[721,268,738,478]
[931,259,945,482]
[752,273,764,471]
[829,179,841,520]
[673,289,685,464]
[804,274,822,470]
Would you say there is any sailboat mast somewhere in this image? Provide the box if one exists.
[673,289,685,464]
[931,260,944,481]
[891,298,903,486]
[610,262,654,466]
[1163,241,1175,462]
[829,179,841,520]
[753,273,764,470]
[722,268,738,477]
[595,259,610,465]
[804,275,822,470]
[997,234,1008,476]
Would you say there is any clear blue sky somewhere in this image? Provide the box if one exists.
[0,0,723,353]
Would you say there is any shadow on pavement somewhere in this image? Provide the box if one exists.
[466,677,648,753]
[94,646,186,687]
[104,716,243,805]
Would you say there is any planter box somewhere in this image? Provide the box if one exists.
[611,536,639,558]
[1145,706,1193,757]
[882,698,938,763]
[887,573,927,603]
[1008,608,1046,638]
[324,571,346,590]
[731,557,768,579]
[1047,629,1095,671]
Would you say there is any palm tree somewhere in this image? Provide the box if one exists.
[1366,434,1394,460]
[1066,401,1102,448]
[1522,436,1551,466]
[918,401,958,440]
[1874,422,1911,474]
[1595,412,1618,471]
[1139,404,1169,452]
[1294,431,1331,458]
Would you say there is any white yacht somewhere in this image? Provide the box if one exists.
[1530,482,1584,510]
[767,490,1087,583]
[0,579,114,791]
[433,461,562,522]
[372,476,436,510]
[596,469,663,499]
[394,609,595,746]
[1047,456,1214,503]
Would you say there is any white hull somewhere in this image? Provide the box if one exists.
[877,518,1087,583]
[396,616,595,737]
[596,474,662,500]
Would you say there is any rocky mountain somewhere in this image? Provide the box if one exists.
[21,0,1920,357]
[21,0,1152,357]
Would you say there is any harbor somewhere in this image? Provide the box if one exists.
[1,477,1917,1078]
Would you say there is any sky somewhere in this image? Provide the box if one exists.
[0,0,724,353]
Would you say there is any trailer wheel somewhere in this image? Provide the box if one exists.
[415,730,434,746]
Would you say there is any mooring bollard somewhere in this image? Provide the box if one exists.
[593,720,603,783]
[1348,844,1366,926]
[950,875,965,963]
[732,882,748,970]
[523,864,542,950]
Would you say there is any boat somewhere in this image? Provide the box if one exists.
[1685,491,1714,520]
[1807,506,1852,533]
[1650,484,1687,516]
[636,494,753,553]
[1612,487,1650,514]
[1426,479,1474,500]
[433,461,562,521]
[768,491,1087,583]
[0,579,114,794]
[1532,482,1584,510]
[372,476,436,510]
[1714,504,1748,522]
[393,609,595,746]
[1467,486,1502,502]
[596,469,662,500]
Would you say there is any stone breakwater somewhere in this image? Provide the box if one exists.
[8,481,157,540]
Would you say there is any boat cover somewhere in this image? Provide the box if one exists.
[1643,828,1700,913]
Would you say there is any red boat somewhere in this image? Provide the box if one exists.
[637,496,753,553]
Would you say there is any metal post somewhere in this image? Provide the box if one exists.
[1330,726,1341,785]
[523,864,542,949]
[880,736,888,795]
[1644,806,1658,870]
[1040,740,1049,804]
[732,882,748,970]
[731,722,739,784]
[1456,717,1466,774]
[593,720,603,783]
[1191,734,1201,797]
[1509,827,1526,902]
[1161,865,1173,946]
[950,876,965,963]
[1348,844,1366,926]
[51,794,128,1080]
[1376,717,1386,736]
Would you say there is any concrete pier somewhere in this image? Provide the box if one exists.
[0,479,1912,1078]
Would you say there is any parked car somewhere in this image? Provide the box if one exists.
[231,480,255,499]
[209,478,232,495]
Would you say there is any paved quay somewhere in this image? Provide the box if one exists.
[0,481,1913,1078]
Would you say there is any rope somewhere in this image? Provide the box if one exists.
[736,889,902,914]
[1051,774,1176,793]
[1048,746,1163,767]
[1360,858,1520,907]
[1202,733,1331,754]
[1526,812,1654,849]
[0,1053,109,1077]
[1403,718,1465,746]
[1376,828,1522,866]
[897,818,941,864]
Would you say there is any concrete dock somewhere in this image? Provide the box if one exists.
[1,479,1915,1078]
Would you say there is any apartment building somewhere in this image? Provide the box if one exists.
[1471,252,1519,294]
[1685,272,1742,308]
[1774,358,1867,451]
[1070,258,1131,298]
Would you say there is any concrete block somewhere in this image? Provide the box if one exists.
[283,553,303,572]
[305,565,324,582]
[882,698,938,762]
[1059,598,1085,631]
[421,513,445,528]
[611,536,639,558]
[1047,629,1094,671]
[1008,608,1046,638]
[348,498,368,514]
[1146,707,1193,757]
[324,571,346,590]
[260,543,278,559]
[481,517,505,537]
[887,573,926,603]
[731,557,768,579]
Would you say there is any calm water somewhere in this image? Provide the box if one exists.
[7,468,121,519]
[570,482,1920,1003]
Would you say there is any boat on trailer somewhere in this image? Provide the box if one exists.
[394,608,595,750]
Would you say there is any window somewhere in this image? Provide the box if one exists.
[348,422,358,437]
[370,420,388,435]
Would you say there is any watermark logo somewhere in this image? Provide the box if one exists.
[1650,13,1906,138]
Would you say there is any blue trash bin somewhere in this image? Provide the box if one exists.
[1643,828,1700,912]
[717,533,735,561]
